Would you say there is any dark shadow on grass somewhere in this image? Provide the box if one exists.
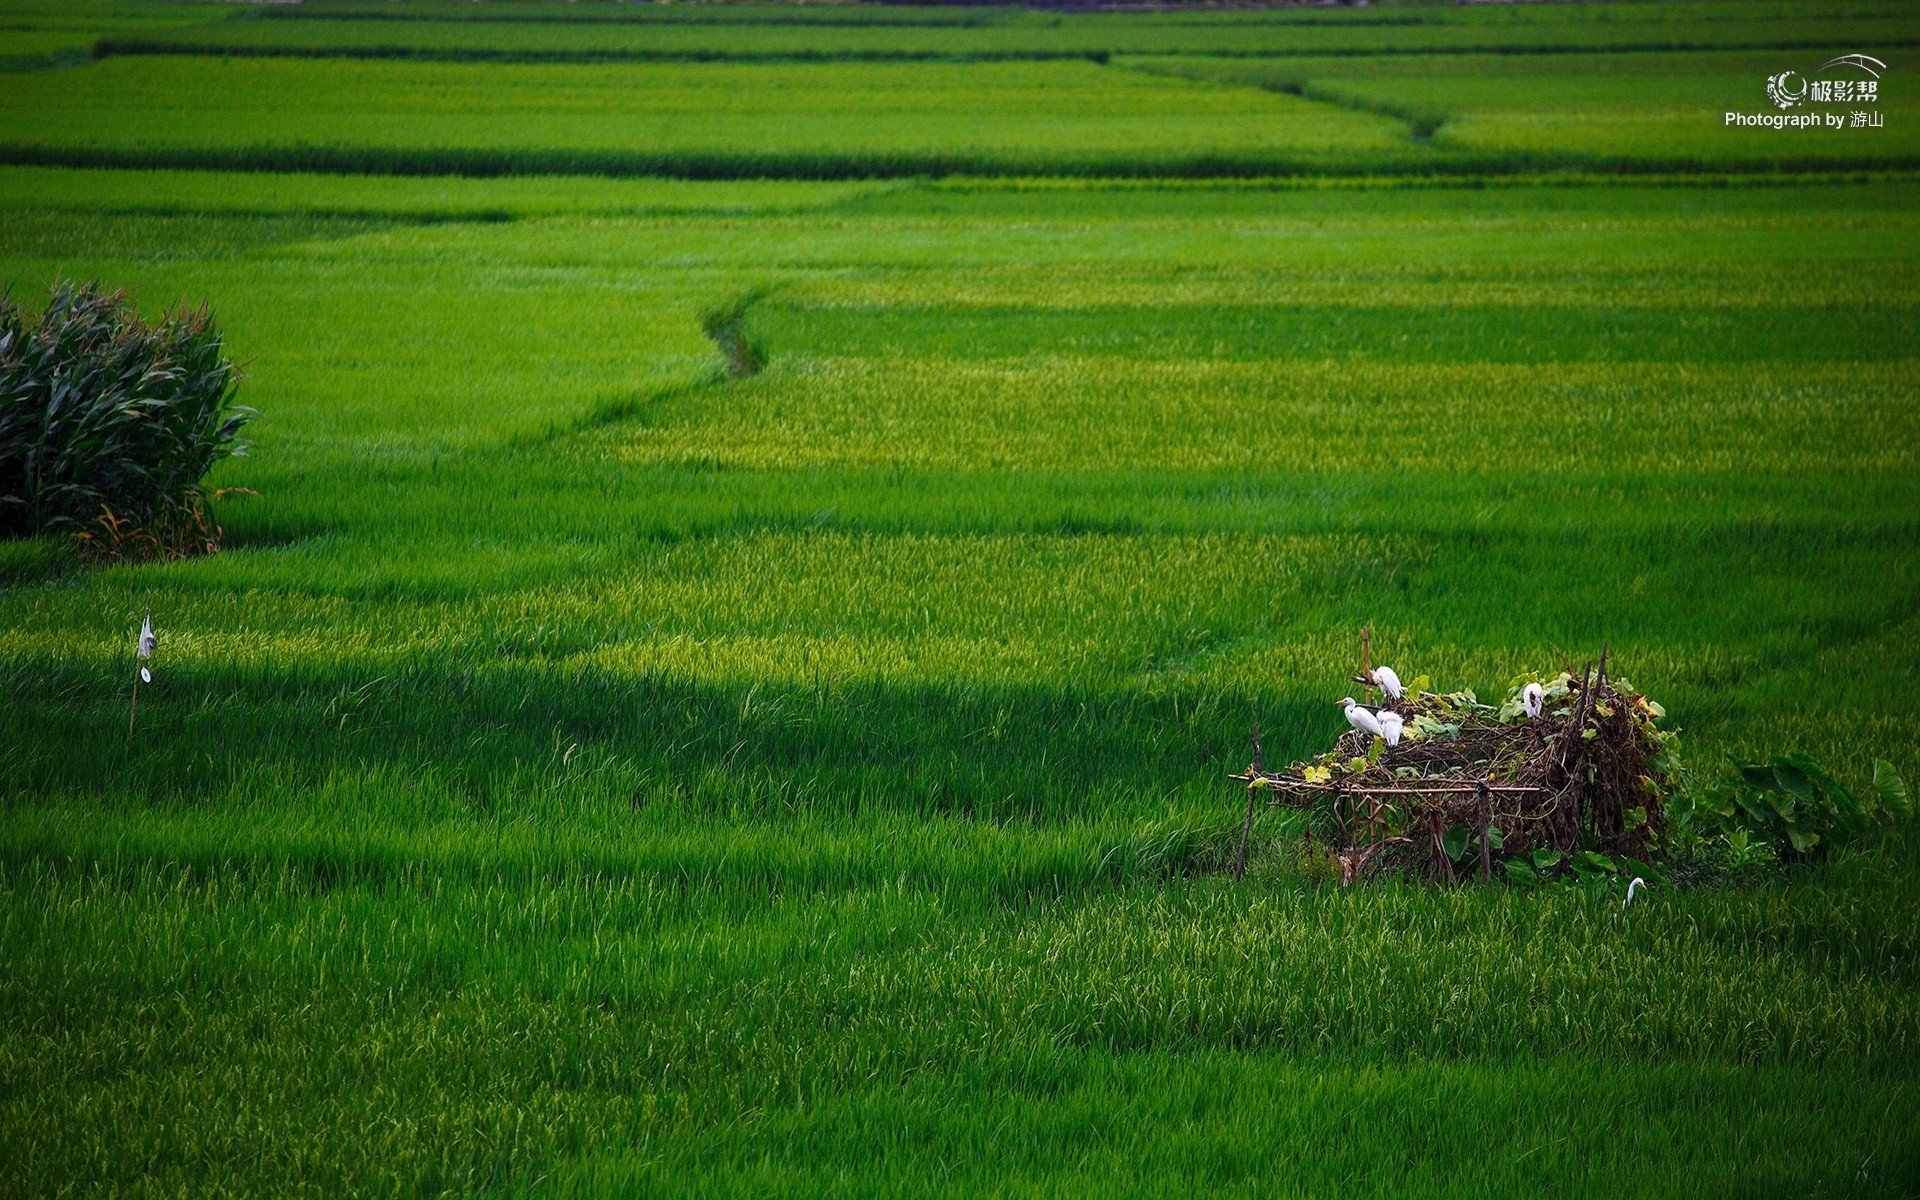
[0,654,1290,820]
[0,536,81,587]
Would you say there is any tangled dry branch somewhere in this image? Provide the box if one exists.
[1233,651,1673,885]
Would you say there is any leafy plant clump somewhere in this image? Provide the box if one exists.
[1665,753,1912,884]
[0,280,251,559]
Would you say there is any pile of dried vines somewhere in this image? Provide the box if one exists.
[1231,649,1671,885]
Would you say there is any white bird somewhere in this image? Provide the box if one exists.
[1521,682,1544,719]
[138,610,155,660]
[1340,697,1384,740]
[1624,877,1647,907]
[1377,710,1403,747]
[1369,665,1403,700]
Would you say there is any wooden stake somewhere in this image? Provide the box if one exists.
[128,672,139,739]
[1360,626,1373,705]
[1476,780,1494,883]
[1235,724,1263,880]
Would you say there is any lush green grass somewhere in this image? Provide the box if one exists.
[0,0,220,68]
[2,7,1919,1194]
[5,5,1918,179]
[0,164,900,220]
[79,1,1920,62]
[0,55,1418,179]
[1142,49,1920,171]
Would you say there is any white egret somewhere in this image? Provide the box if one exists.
[1522,682,1545,719]
[1378,710,1403,747]
[1369,665,1404,700]
[1340,697,1384,740]
[1624,876,1647,907]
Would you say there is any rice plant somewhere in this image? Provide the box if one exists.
[0,6,1917,1193]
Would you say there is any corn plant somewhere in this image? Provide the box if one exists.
[0,280,250,557]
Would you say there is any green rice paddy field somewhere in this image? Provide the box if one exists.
[3,2,1919,1196]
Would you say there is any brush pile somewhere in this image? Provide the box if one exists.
[1233,654,1677,886]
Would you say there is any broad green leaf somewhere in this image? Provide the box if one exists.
[1771,760,1820,810]
[1874,760,1911,821]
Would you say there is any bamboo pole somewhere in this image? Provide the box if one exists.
[1360,626,1373,705]
[1234,725,1263,880]
[1228,775,1545,797]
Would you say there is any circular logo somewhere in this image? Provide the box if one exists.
[1766,71,1808,109]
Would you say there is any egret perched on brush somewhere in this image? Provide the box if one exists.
[1369,665,1404,700]
[1378,710,1404,747]
[1340,697,1384,740]
[1624,877,1647,907]
[1522,682,1545,719]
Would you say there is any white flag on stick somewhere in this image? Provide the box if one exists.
[131,609,155,739]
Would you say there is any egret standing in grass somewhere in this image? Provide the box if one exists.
[1369,665,1404,701]
[1522,682,1545,719]
[1340,697,1384,740]
[1625,877,1647,907]
[1378,710,1404,747]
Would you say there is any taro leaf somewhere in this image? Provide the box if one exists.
[1786,826,1821,855]
[1733,785,1781,825]
[1485,825,1505,851]
[1578,851,1615,876]
[1774,748,1866,833]
[1441,825,1471,862]
[1665,789,1697,828]
[1874,760,1911,821]
[1696,788,1736,821]
[1618,855,1668,887]
[1783,752,1866,833]
[1531,849,1562,871]
[1504,859,1537,886]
